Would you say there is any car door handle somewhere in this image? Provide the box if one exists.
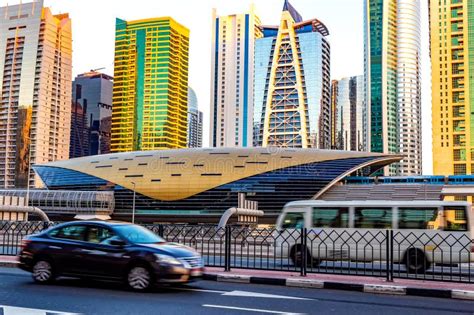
[48,245,62,250]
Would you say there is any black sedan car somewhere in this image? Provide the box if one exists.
[18,221,204,291]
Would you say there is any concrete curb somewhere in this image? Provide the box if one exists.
[216,274,250,283]
[205,272,474,301]
[0,261,18,268]
[363,284,406,295]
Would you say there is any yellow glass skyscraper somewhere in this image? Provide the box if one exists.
[430,0,473,175]
[111,17,189,152]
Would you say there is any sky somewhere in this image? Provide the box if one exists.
[5,0,433,174]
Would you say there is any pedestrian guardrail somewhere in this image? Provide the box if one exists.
[1,221,473,283]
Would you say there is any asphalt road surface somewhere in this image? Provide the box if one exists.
[0,267,473,315]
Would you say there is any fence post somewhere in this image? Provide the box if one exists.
[158,224,164,238]
[385,229,393,282]
[390,229,394,281]
[224,225,231,272]
[300,227,307,277]
[42,221,50,231]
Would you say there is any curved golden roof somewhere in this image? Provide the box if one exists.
[37,148,402,201]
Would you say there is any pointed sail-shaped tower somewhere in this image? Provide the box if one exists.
[255,1,331,148]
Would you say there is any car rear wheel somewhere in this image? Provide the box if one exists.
[127,265,153,291]
[405,248,430,274]
[32,260,54,284]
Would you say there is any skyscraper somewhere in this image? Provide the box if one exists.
[187,87,203,148]
[330,80,338,149]
[254,0,331,148]
[0,0,72,188]
[364,0,422,175]
[332,76,365,151]
[70,71,113,158]
[430,0,473,175]
[111,17,189,152]
[210,6,261,147]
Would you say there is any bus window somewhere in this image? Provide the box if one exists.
[354,207,392,229]
[312,207,348,228]
[443,206,468,231]
[398,208,438,229]
[281,212,305,229]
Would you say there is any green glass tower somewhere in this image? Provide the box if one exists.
[364,0,398,175]
[364,0,423,176]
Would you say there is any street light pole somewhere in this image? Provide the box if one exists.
[131,182,136,224]
[26,133,32,208]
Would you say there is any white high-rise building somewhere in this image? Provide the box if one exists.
[210,6,261,147]
[0,0,72,188]
[187,87,203,148]
[397,0,422,175]
[364,0,421,175]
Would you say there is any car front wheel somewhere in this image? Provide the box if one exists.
[127,265,153,291]
[32,259,54,284]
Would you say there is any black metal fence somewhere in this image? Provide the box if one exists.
[1,221,473,283]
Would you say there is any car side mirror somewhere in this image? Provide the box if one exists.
[110,239,126,247]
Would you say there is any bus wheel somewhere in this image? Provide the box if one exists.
[404,248,430,274]
[290,246,320,267]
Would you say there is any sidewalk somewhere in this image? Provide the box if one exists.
[2,255,473,300]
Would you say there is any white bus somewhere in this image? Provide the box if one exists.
[275,200,474,273]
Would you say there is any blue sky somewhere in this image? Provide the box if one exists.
[7,0,433,173]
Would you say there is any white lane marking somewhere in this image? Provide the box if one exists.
[0,305,80,315]
[171,288,313,300]
[169,287,227,294]
[202,304,305,314]
[222,290,313,300]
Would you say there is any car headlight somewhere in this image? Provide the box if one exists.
[154,254,182,266]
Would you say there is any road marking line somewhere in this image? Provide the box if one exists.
[202,304,305,314]
[169,287,227,294]
[170,288,313,300]
[0,305,80,315]
[222,290,313,300]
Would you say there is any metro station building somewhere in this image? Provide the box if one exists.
[32,148,401,223]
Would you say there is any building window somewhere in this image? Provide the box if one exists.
[454,164,466,175]
[453,149,466,161]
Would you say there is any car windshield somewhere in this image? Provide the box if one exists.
[114,224,165,244]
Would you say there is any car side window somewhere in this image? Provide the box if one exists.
[86,226,118,245]
[52,225,87,241]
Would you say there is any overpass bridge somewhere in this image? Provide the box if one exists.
[0,190,114,220]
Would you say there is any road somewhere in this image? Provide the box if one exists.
[0,268,473,315]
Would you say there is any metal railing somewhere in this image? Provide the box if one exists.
[0,221,54,255]
[1,221,473,283]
